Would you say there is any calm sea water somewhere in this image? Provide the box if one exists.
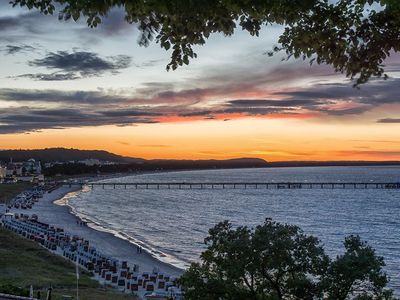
[67,166,400,291]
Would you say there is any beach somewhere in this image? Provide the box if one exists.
[11,185,184,277]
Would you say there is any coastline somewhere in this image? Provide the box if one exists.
[11,185,184,277]
[60,185,190,270]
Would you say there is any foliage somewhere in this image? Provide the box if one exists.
[278,0,400,85]
[180,219,395,300]
[321,235,394,300]
[9,0,400,85]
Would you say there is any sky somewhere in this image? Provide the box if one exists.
[0,3,399,161]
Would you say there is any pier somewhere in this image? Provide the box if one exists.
[63,182,400,190]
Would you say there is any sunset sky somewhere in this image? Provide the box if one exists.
[1,3,400,161]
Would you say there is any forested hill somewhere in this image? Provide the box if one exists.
[0,148,142,163]
[0,148,268,169]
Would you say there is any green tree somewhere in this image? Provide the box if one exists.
[9,1,400,85]
[321,235,394,300]
[180,219,395,300]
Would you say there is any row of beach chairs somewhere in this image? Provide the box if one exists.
[1,215,183,299]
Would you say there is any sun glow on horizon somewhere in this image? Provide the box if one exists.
[1,117,399,162]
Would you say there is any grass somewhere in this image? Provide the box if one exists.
[0,182,33,204]
[0,228,137,299]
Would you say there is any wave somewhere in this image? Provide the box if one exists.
[54,185,189,270]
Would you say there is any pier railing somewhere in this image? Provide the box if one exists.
[61,182,400,190]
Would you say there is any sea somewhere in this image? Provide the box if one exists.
[66,166,400,291]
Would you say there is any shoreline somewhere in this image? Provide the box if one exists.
[11,185,184,277]
[60,185,190,270]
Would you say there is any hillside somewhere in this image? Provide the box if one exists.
[0,228,136,300]
[0,148,142,164]
[0,148,268,168]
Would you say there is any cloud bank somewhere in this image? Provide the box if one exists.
[1,76,400,134]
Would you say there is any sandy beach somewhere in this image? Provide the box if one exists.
[11,186,184,277]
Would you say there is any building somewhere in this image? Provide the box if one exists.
[24,158,42,175]
[79,158,101,166]
[0,166,6,179]
[0,158,43,183]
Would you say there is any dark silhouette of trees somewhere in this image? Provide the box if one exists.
[10,0,400,85]
[180,219,395,299]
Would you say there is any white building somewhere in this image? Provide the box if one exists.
[0,166,6,179]
[79,159,101,166]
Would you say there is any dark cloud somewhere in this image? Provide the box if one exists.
[277,79,400,106]
[0,15,22,31]
[178,111,213,117]
[23,50,131,80]
[29,108,82,117]
[1,44,37,55]
[316,106,372,116]
[0,107,158,134]
[219,98,321,116]
[4,47,130,82]
[0,88,126,104]
[271,78,400,116]
[30,51,130,72]
[156,88,207,101]
[15,72,80,81]
[376,118,400,123]
[0,11,57,36]
[99,109,162,117]
[228,99,317,107]
[220,107,297,115]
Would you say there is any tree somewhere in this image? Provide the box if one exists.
[321,235,394,300]
[9,0,400,85]
[180,219,395,300]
